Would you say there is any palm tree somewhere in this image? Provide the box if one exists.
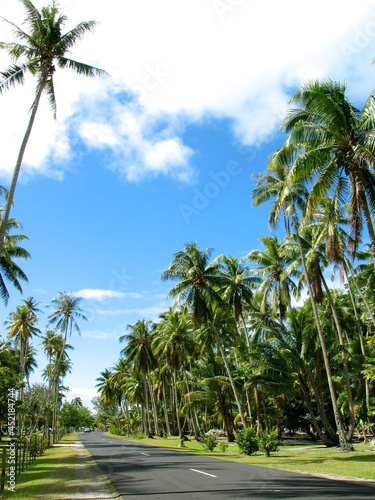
[278,79,375,266]
[0,211,30,305]
[252,159,353,451]
[48,292,86,344]
[6,304,40,378]
[161,243,248,429]
[153,306,195,441]
[120,319,158,436]
[247,235,297,322]
[216,254,258,349]
[0,0,107,255]
[47,292,86,438]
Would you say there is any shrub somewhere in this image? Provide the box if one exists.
[236,427,259,455]
[258,430,281,457]
[201,433,218,452]
[219,440,229,453]
[109,425,120,435]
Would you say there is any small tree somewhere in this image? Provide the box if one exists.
[259,430,281,457]
[201,433,218,452]
[236,427,259,455]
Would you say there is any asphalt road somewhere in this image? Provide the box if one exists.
[79,432,375,499]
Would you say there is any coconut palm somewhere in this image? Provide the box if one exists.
[251,159,353,451]
[5,304,40,377]
[161,243,248,428]
[0,211,30,305]
[277,79,375,265]
[120,319,158,436]
[247,235,298,322]
[153,306,193,441]
[0,0,107,255]
[215,254,258,349]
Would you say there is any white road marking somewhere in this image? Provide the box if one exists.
[190,468,217,478]
[141,452,150,456]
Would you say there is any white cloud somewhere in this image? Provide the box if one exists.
[1,0,375,181]
[94,301,168,319]
[74,289,127,300]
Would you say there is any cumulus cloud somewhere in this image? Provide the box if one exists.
[1,0,375,181]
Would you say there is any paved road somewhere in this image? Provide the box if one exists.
[79,432,375,499]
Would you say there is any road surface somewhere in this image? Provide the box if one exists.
[79,432,375,499]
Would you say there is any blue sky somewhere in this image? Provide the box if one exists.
[1,0,375,408]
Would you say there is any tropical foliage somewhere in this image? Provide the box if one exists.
[96,80,375,453]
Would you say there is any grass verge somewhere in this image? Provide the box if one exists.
[1,433,80,499]
[104,433,375,482]
[1,432,119,499]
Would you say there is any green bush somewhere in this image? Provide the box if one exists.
[236,427,259,455]
[258,430,281,457]
[219,440,229,453]
[109,425,120,435]
[201,433,218,452]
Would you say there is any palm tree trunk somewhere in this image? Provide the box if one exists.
[210,321,248,428]
[143,375,152,436]
[318,268,355,441]
[0,71,47,256]
[147,372,159,435]
[358,183,375,268]
[291,213,352,451]
[342,262,371,411]
[162,380,171,436]
[344,255,375,327]
[240,311,251,351]
[173,368,184,445]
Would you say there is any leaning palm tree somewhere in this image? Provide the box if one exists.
[277,79,375,266]
[0,0,107,255]
[161,243,248,428]
[252,160,353,451]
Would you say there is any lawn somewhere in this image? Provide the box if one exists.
[0,432,112,499]
[104,433,375,481]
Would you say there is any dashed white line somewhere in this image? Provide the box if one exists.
[190,468,217,478]
[141,452,150,456]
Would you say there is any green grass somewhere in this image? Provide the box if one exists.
[105,433,375,481]
[0,432,115,499]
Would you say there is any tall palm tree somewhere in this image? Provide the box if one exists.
[161,243,248,428]
[0,0,107,255]
[277,79,375,266]
[252,160,353,451]
[153,306,194,441]
[47,292,86,435]
[120,320,158,436]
